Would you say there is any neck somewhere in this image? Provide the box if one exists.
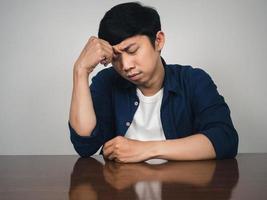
[138,58,165,96]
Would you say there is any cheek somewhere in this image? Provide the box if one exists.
[136,49,157,71]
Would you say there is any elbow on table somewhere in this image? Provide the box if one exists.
[73,146,96,158]
[218,129,239,160]
[230,130,239,158]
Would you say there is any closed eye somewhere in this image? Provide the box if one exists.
[127,47,139,55]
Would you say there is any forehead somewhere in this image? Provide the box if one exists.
[115,35,148,49]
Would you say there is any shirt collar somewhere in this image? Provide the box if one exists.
[162,61,182,95]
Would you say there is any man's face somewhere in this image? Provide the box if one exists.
[111,35,161,86]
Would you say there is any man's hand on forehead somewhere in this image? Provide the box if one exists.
[100,44,121,66]
[112,45,122,54]
[111,45,123,61]
[102,40,136,66]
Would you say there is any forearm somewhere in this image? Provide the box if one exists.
[146,134,216,161]
[69,67,96,136]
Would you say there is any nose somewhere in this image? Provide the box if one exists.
[121,54,135,72]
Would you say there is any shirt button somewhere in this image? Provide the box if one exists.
[126,122,131,126]
[134,101,139,106]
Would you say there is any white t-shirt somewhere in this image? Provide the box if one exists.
[124,88,166,141]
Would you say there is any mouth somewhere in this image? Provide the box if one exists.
[127,72,142,81]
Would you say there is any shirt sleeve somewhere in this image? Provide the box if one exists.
[68,69,116,157]
[189,68,239,159]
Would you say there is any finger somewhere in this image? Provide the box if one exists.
[100,56,108,66]
[103,145,114,158]
[99,40,114,56]
[112,45,123,55]
[99,47,114,65]
[101,44,114,56]
[103,137,117,150]
[105,135,124,149]
[115,158,121,163]
[99,56,110,67]
[99,38,112,47]
[108,152,117,161]
[87,38,113,64]
[104,146,116,160]
[112,46,121,61]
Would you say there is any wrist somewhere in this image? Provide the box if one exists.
[145,141,162,159]
[73,65,90,79]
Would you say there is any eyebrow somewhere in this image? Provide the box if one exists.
[121,43,137,51]
[113,43,137,55]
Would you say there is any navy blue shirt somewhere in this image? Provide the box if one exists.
[68,60,238,159]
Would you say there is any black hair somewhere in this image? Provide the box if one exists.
[98,2,161,48]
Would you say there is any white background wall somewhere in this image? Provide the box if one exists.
[0,0,266,155]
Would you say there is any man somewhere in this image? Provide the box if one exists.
[68,2,238,163]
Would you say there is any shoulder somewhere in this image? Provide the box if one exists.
[166,64,211,79]
[164,64,217,98]
[165,64,213,88]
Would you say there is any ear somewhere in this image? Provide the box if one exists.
[155,31,165,51]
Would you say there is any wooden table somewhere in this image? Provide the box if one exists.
[0,154,266,199]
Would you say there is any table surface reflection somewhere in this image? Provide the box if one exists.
[0,154,266,200]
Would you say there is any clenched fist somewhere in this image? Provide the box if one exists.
[73,36,117,75]
[103,136,156,163]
